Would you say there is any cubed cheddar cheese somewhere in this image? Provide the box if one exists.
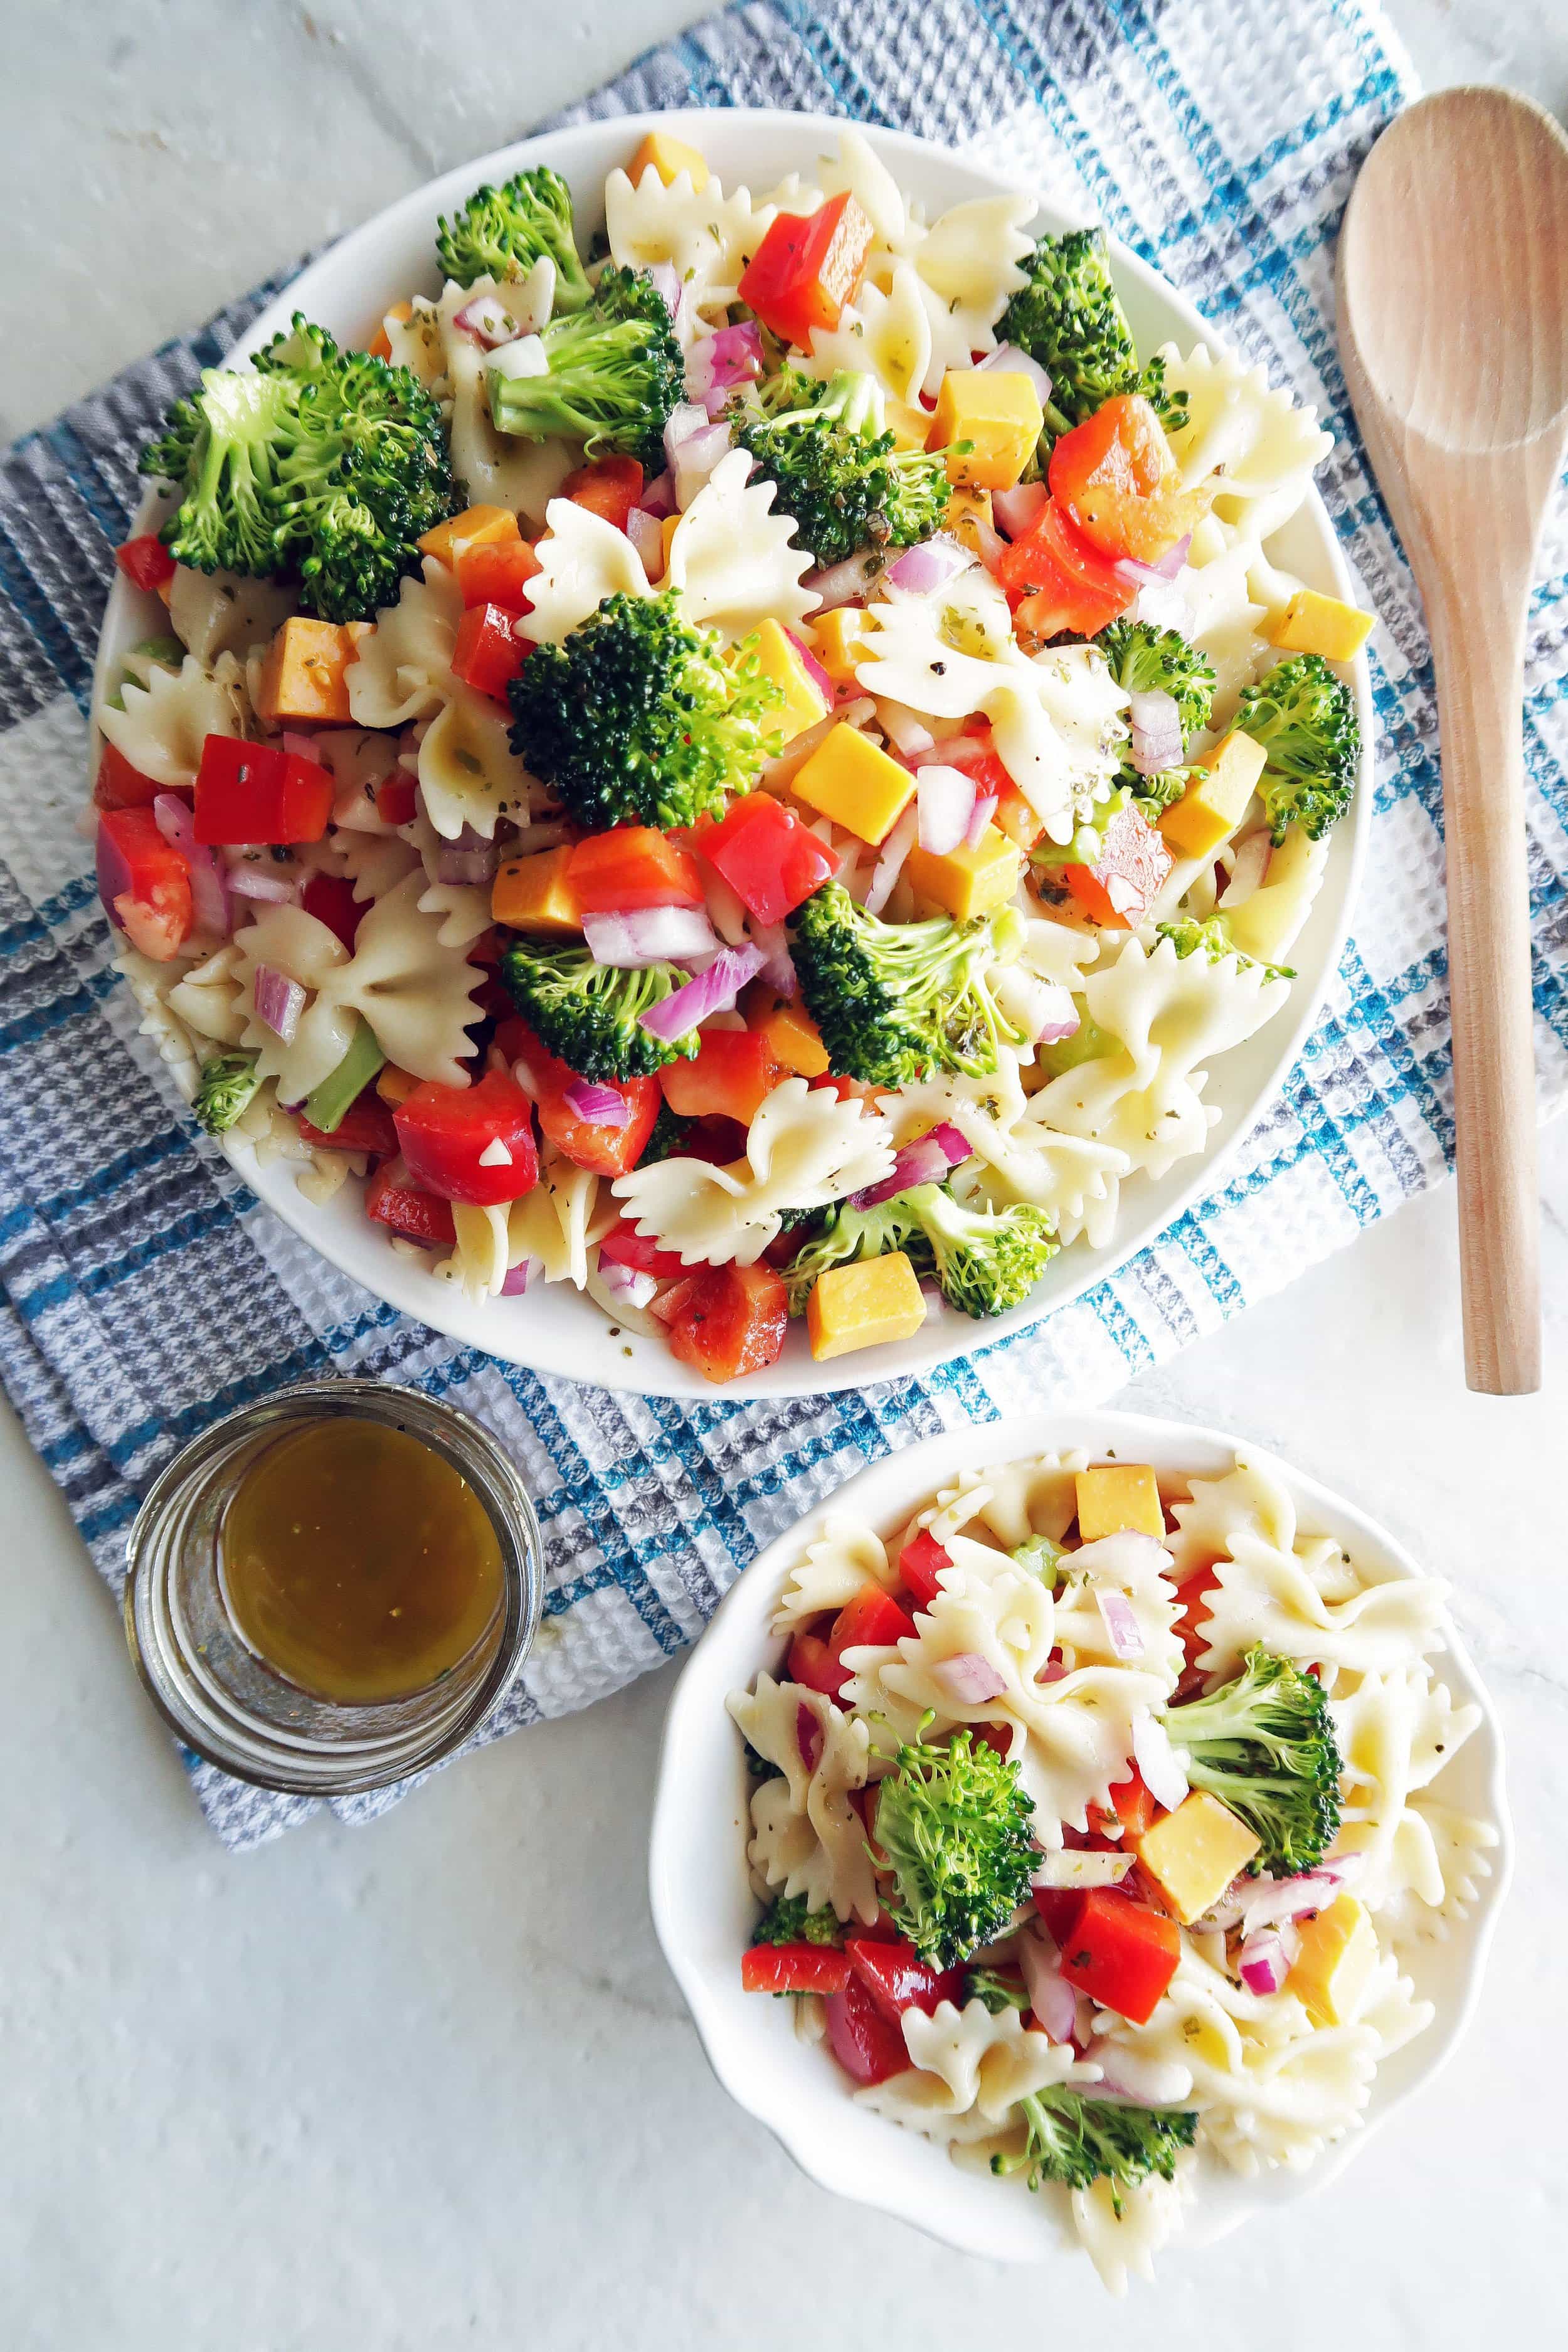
[490,845,582,934]
[1134,1791,1262,1925]
[929,371,1044,492]
[417,502,517,568]
[884,399,934,453]
[254,617,371,726]
[905,826,1022,921]
[1075,1462,1165,1543]
[1286,1895,1379,2026]
[791,722,914,845]
[944,484,995,557]
[753,997,830,1078]
[749,617,829,745]
[366,299,413,363]
[1159,731,1268,860]
[627,130,709,192]
[809,607,873,690]
[660,512,681,578]
[375,1064,420,1107]
[806,1252,927,1360]
[1266,588,1374,663]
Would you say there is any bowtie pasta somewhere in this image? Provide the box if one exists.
[727,1443,1494,2289]
[95,124,1369,1379]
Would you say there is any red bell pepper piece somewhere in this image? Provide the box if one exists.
[898,1528,953,1609]
[456,533,541,613]
[1094,1762,1160,1841]
[93,740,167,813]
[296,1091,399,1159]
[300,870,364,953]
[844,1936,963,2022]
[374,770,418,827]
[1047,393,1196,565]
[566,827,705,912]
[1051,1887,1181,2025]
[115,534,177,594]
[561,454,645,534]
[497,1017,663,1179]
[788,1628,849,1702]
[997,498,1135,644]
[741,1942,852,1996]
[824,1975,909,2085]
[660,1261,788,1385]
[364,1159,457,1247]
[659,1029,783,1126]
[96,805,193,961]
[690,793,837,926]
[829,1582,917,1665]
[193,736,333,847]
[393,1069,540,1205]
[1061,801,1173,929]
[450,601,528,701]
[739,191,874,350]
[597,1223,689,1279]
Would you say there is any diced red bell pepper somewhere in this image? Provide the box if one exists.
[997,498,1136,644]
[741,1943,852,1996]
[788,1628,849,1702]
[597,1224,689,1279]
[659,1029,783,1126]
[364,1159,457,1247]
[690,793,837,926]
[566,827,705,912]
[300,870,364,953]
[193,735,333,847]
[450,601,528,701]
[738,191,874,349]
[93,739,167,813]
[456,532,541,613]
[1052,1887,1181,2025]
[562,454,645,534]
[844,1936,963,2022]
[296,1091,400,1159]
[1094,1762,1160,1841]
[829,1582,916,1665]
[393,1069,540,1205]
[898,1528,953,1609]
[660,1261,788,1384]
[1061,801,1173,928]
[115,534,177,595]
[498,1017,663,1178]
[824,1975,909,2085]
[374,770,418,827]
[1048,393,1197,566]
[97,805,193,961]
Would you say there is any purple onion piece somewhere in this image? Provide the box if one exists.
[637,943,765,1042]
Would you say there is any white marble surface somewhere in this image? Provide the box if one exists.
[4,5,1568,2346]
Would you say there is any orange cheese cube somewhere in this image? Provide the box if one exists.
[660,512,681,578]
[1159,731,1268,860]
[790,722,914,845]
[884,399,933,453]
[944,484,995,556]
[628,130,710,192]
[929,371,1044,492]
[905,825,1021,921]
[1266,588,1374,662]
[1286,1895,1380,2025]
[1075,1462,1165,1543]
[490,846,582,935]
[806,1253,927,1360]
[808,607,873,690]
[748,617,829,744]
[753,997,829,1078]
[417,503,517,568]
[254,617,371,726]
[1135,1791,1263,1924]
[366,299,413,362]
[375,1064,420,1107]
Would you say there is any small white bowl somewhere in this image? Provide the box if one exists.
[92,109,1374,1401]
[648,1410,1510,2266]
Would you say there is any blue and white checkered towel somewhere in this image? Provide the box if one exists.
[3,0,1564,1849]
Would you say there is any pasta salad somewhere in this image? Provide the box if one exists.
[94,124,1369,1384]
[726,1446,1495,2288]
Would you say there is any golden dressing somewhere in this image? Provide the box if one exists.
[220,1418,504,1703]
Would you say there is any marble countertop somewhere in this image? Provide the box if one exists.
[4,6,1567,2346]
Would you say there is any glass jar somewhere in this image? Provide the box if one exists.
[124,1379,542,1794]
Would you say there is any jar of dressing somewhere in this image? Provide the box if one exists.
[125,1380,543,1794]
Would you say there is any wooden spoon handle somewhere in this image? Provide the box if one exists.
[1429,592,1540,1392]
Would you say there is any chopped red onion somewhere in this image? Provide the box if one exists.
[802,548,885,611]
[883,534,972,596]
[253,963,305,1043]
[280,730,322,763]
[1036,1658,1069,1684]
[1112,533,1192,593]
[906,732,991,773]
[1019,1927,1077,2042]
[969,515,1010,580]
[229,867,299,904]
[965,792,998,849]
[1132,1711,1190,1813]
[917,763,977,855]
[1096,1588,1147,1660]
[625,506,665,574]
[748,920,797,998]
[931,1651,1006,1705]
[1219,830,1273,908]
[435,840,499,886]
[1127,687,1184,777]
[453,291,521,348]
[877,704,935,758]
[598,1256,657,1310]
[992,481,1051,541]
[1033,983,1080,1044]
[977,344,1054,408]
[917,1278,946,1321]
[1205,1856,1362,1937]
[644,262,682,324]
[638,468,677,519]
[864,802,918,916]
[709,319,763,389]
[1031,1848,1133,1888]
[782,628,833,711]
[583,904,721,968]
[1237,1929,1292,1998]
[851,1121,970,1207]
[152,793,230,937]
[564,1079,632,1130]
[637,943,764,1042]
[500,1260,531,1297]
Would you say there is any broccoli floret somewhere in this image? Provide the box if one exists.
[872,1724,1038,1968]
[1157,916,1293,983]
[781,1190,928,1315]
[792,884,1026,1088]
[435,167,593,310]
[1165,1644,1343,1877]
[509,590,783,832]
[916,1185,1059,1320]
[1011,1533,1064,1586]
[1234,654,1359,845]
[637,1099,697,1167]
[733,368,950,567]
[140,315,455,622]
[1096,617,1214,808]
[752,1894,843,1947]
[965,1966,1030,2015]
[487,263,682,472]
[997,228,1188,451]
[193,1049,262,1135]
[499,938,701,1082]
[992,2087,1198,2206]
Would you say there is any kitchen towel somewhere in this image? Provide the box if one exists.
[2,0,1564,1848]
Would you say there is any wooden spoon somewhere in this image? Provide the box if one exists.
[1338,86,1568,1394]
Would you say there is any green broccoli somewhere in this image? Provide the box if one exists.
[1165,1644,1343,1877]
[965,1966,1030,2015]
[992,2087,1198,2207]
[499,938,701,1082]
[733,367,950,567]
[435,166,593,310]
[916,1185,1059,1320]
[781,1190,928,1315]
[140,315,455,622]
[1011,1533,1065,1586]
[1234,654,1360,844]
[1096,617,1214,810]
[1156,916,1293,983]
[193,1049,263,1135]
[752,1894,843,1948]
[872,1724,1037,1968]
[487,263,683,472]
[637,1099,697,1167]
[508,590,783,832]
[791,884,1027,1088]
[997,228,1188,452]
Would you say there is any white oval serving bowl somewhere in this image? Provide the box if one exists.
[93,111,1374,1399]
[647,1409,1510,2266]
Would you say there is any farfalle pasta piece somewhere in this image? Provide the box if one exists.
[164,943,247,1047]
[507,1151,598,1289]
[520,495,653,644]
[605,162,769,326]
[612,1078,893,1266]
[897,1998,1093,2118]
[1158,339,1333,545]
[98,652,246,790]
[665,449,818,642]
[884,192,1034,394]
[166,565,297,665]
[416,684,533,841]
[1067,2166,1195,2298]
[797,264,933,408]
[1331,1667,1487,1917]
[432,277,577,522]
[770,1518,900,1634]
[1221,824,1328,963]
[435,1202,511,1298]
[347,561,462,729]
[726,1674,877,1923]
